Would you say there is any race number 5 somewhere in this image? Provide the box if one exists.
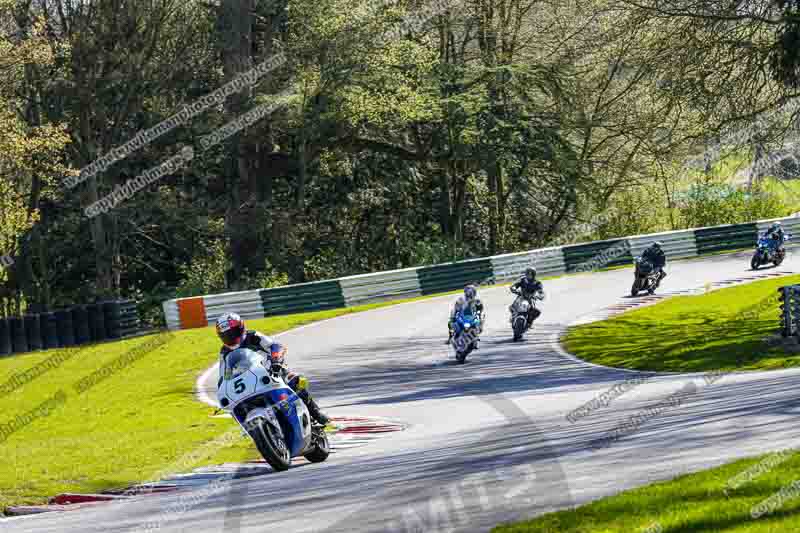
[234,379,246,394]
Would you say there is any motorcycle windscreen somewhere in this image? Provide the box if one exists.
[456,312,476,332]
[222,348,263,403]
[513,297,530,312]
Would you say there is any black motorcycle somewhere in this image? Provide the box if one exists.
[509,288,543,342]
[631,257,661,296]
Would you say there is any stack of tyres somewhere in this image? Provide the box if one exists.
[87,303,108,342]
[9,317,27,354]
[56,309,76,347]
[24,314,43,351]
[0,299,140,355]
[117,300,139,337]
[0,318,10,355]
[72,306,91,346]
[103,301,122,339]
[41,312,60,350]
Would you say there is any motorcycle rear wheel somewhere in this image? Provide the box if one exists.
[251,420,292,471]
[303,427,330,463]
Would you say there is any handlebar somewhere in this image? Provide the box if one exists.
[268,361,287,378]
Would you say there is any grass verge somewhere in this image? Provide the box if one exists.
[0,293,450,511]
[562,273,800,373]
[492,447,800,532]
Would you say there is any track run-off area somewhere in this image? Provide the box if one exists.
[5,250,800,533]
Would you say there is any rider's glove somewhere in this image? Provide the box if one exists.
[269,361,287,377]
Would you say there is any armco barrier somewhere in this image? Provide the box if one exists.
[260,280,346,316]
[417,258,494,295]
[628,229,697,261]
[491,247,566,282]
[339,267,422,305]
[695,222,758,255]
[162,214,800,331]
[562,238,633,272]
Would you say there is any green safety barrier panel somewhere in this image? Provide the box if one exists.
[259,280,346,315]
[417,259,494,296]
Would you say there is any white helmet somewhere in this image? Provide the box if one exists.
[464,284,477,301]
[216,312,246,349]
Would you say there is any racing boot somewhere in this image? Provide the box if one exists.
[297,389,330,426]
[305,396,330,426]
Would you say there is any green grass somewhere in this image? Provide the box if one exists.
[563,274,800,373]
[492,448,800,533]
[496,273,800,533]
[0,293,450,511]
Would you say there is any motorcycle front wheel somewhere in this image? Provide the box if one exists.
[512,315,526,341]
[631,278,640,297]
[455,343,474,364]
[251,420,292,471]
[774,252,785,267]
[751,253,761,270]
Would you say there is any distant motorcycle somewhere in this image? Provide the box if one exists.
[217,347,330,471]
[509,289,543,342]
[452,310,481,364]
[751,234,788,270]
[631,257,660,296]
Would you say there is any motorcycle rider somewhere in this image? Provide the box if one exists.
[510,267,544,326]
[215,312,330,426]
[446,284,485,345]
[765,221,786,252]
[641,241,667,285]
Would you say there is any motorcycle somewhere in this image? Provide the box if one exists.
[509,289,544,342]
[217,347,330,471]
[452,310,481,364]
[631,257,661,296]
[751,234,788,270]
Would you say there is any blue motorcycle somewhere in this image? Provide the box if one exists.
[451,310,481,363]
[217,347,330,471]
[751,234,787,270]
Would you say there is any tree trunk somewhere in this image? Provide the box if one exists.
[220,0,257,287]
[439,166,453,238]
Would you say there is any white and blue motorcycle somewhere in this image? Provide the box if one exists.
[451,310,482,363]
[217,347,330,471]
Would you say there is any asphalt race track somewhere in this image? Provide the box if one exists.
[6,251,800,533]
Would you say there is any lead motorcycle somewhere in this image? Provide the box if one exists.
[751,234,788,270]
[631,256,661,296]
[452,310,482,364]
[509,288,544,342]
[217,347,330,471]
